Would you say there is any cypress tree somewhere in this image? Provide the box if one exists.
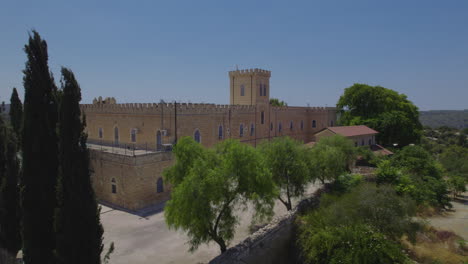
[0,118,21,256]
[21,30,59,264]
[54,68,103,264]
[9,88,23,139]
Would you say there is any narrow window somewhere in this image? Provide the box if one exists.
[361,139,365,146]
[301,120,304,130]
[111,178,117,194]
[156,131,162,151]
[218,125,223,140]
[114,127,119,144]
[278,122,282,133]
[330,120,334,127]
[369,139,372,145]
[240,124,244,137]
[98,127,103,139]
[131,128,137,143]
[240,85,245,96]
[250,123,255,136]
[194,129,201,143]
[290,121,293,131]
[312,120,316,128]
[259,84,263,96]
[263,86,267,97]
[270,122,273,131]
[261,111,265,124]
[157,177,164,193]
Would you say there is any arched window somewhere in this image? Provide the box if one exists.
[240,85,245,96]
[239,124,244,137]
[278,122,282,133]
[218,125,223,140]
[98,127,103,139]
[290,121,293,131]
[312,120,316,128]
[114,127,119,144]
[131,128,137,143]
[194,129,201,143]
[250,123,255,136]
[111,178,117,194]
[157,177,164,193]
[156,130,162,151]
[300,120,304,130]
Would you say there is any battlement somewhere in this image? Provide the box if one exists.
[229,68,271,77]
[81,101,261,115]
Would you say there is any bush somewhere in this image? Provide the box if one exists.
[298,184,421,263]
[329,173,363,194]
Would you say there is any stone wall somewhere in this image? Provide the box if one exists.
[89,149,173,211]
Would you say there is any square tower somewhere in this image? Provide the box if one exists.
[229,68,271,105]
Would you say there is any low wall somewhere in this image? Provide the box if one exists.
[209,189,323,264]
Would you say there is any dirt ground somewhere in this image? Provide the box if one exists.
[427,193,468,240]
[100,183,321,264]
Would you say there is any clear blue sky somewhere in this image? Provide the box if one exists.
[1,0,467,110]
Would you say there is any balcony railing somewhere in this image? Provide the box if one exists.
[86,138,172,155]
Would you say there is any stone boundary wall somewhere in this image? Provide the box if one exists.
[209,189,323,264]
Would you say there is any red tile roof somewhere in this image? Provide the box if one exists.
[327,125,378,137]
[370,144,394,156]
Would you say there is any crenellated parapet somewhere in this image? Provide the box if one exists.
[81,102,260,115]
[229,68,271,78]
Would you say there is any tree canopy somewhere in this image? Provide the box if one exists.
[164,137,276,253]
[337,83,422,146]
[260,137,310,211]
[21,30,59,264]
[9,88,23,140]
[308,135,356,184]
[269,98,287,107]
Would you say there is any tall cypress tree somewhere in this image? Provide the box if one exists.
[0,118,21,256]
[54,68,103,264]
[21,30,59,264]
[9,88,23,140]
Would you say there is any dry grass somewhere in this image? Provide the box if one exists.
[402,226,468,264]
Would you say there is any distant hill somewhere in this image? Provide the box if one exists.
[419,110,468,129]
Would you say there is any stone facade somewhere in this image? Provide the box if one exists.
[82,69,337,211]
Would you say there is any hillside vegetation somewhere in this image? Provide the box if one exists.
[420,110,468,129]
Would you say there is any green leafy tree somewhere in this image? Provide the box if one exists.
[260,137,309,211]
[269,98,287,107]
[164,137,276,253]
[308,135,355,184]
[21,30,59,264]
[337,83,422,146]
[54,68,104,264]
[0,118,21,255]
[9,88,23,140]
[298,184,418,264]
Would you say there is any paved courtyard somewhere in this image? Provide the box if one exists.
[100,183,321,264]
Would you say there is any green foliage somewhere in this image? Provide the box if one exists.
[269,98,287,107]
[298,184,419,264]
[54,68,104,264]
[21,30,59,264]
[260,137,310,210]
[0,118,22,255]
[164,138,276,253]
[308,135,356,184]
[377,145,452,209]
[337,83,422,146]
[329,173,363,194]
[9,87,23,141]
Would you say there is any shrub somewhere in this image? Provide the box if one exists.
[330,173,363,194]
